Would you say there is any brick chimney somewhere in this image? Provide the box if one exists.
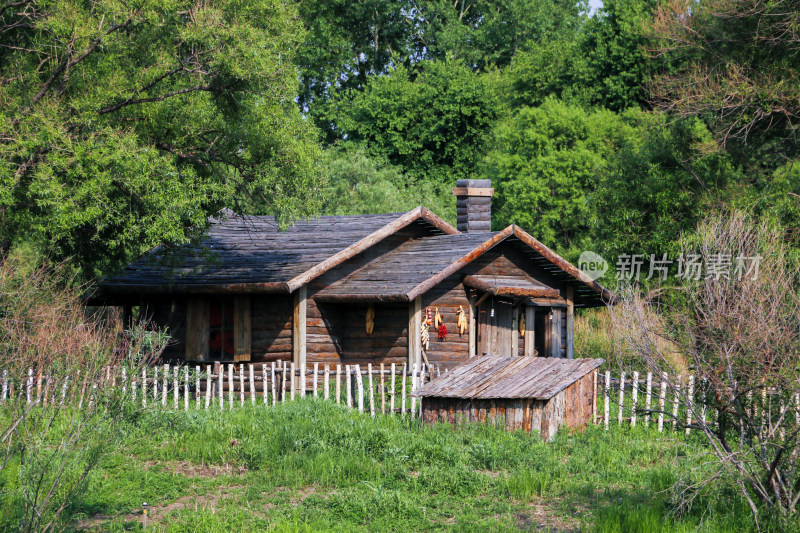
[453,179,493,232]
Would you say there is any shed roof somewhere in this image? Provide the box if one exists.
[412,356,604,400]
[95,207,456,297]
[314,225,613,307]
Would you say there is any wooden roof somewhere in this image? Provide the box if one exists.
[412,356,604,400]
[462,275,559,298]
[96,207,456,296]
[314,225,613,307]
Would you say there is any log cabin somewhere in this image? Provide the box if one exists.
[91,180,613,372]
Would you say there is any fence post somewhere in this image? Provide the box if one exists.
[249,365,255,405]
[356,365,364,413]
[142,368,147,407]
[239,364,244,407]
[368,363,375,417]
[672,375,681,431]
[205,366,211,409]
[618,371,626,425]
[1,369,7,403]
[281,362,287,403]
[184,366,189,411]
[411,363,417,418]
[401,363,408,416]
[324,364,330,400]
[153,365,158,402]
[228,364,235,409]
[345,365,353,408]
[290,363,296,401]
[335,364,342,405]
[380,363,386,415]
[603,370,610,430]
[658,374,667,432]
[270,363,277,406]
[645,372,652,427]
[216,362,222,409]
[160,364,168,407]
[312,363,319,398]
[686,375,694,435]
[390,363,396,415]
[631,371,639,427]
[173,365,179,409]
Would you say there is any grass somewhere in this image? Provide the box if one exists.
[4,398,772,532]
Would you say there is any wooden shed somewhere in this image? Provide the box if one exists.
[413,356,604,440]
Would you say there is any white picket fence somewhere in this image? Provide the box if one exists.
[9,363,791,436]
[0,361,445,419]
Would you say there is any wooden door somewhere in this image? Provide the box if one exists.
[477,298,514,356]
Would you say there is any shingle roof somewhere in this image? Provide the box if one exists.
[96,207,456,296]
[413,356,604,400]
[314,225,612,307]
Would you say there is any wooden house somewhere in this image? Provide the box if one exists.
[413,356,604,439]
[91,180,612,372]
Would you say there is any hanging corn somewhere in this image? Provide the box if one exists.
[519,309,525,338]
[421,313,430,350]
[366,304,375,335]
[456,306,467,335]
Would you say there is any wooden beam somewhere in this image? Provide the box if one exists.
[462,275,560,299]
[468,298,476,358]
[293,285,307,389]
[566,286,574,359]
[408,296,422,367]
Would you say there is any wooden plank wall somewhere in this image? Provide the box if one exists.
[251,295,293,362]
[420,275,471,368]
[421,373,595,439]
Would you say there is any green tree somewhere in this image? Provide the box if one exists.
[319,145,455,221]
[297,0,585,138]
[485,99,741,260]
[0,0,322,278]
[508,0,657,112]
[485,99,626,252]
[337,60,501,184]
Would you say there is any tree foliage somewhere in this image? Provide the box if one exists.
[508,0,658,112]
[337,61,501,183]
[0,0,322,277]
[649,0,800,164]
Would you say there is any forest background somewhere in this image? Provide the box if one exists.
[2,0,798,286]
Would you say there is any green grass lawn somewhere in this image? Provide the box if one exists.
[10,399,767,532]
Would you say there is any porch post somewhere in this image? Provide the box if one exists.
[566,287,574,359]
[524,305,535,357]
[408,296,421,368]
[293,285,307,390]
